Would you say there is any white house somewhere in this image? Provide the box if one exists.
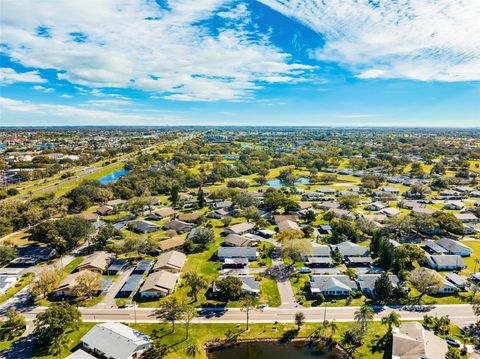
[309,275,357,296]
[436,238,472,257]
[81,322,151,359]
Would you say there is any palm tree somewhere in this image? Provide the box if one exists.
[155,297,184,333]
[341,328,363,356]
[381,311,400,333]
[183,305,197,340]
[295,312,305,331]
[354,304,374,332]
[328,320,338,339]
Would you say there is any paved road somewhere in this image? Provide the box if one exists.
[17,303,476,327]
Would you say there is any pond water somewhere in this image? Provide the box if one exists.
[267,177,310,187]
[98,168,129,184]
[208,341,339,359]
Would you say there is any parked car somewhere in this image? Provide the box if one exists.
[298,267,312,273]
[445,337,461,347]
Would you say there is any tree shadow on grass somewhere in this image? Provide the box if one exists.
[368,332,391,356]
[279,329,299,343]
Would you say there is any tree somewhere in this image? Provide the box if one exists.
[295,312,305,331]
[278,168,298,187]
[281,237,313,266]
[216,276,243,301]
[381,311,400,333]
[472,293,480,318]
[30,269,62,298]
[95,223,123,250]
[156,297,184,333]
[374,273,394,303]
[34,303,81,355]
[186,227,214,252]
[182,304,197,339]
[221,215,233,227]
[344,268,357,280]
[242,206,262,223]
[338,194,360,212]
[432,211,464,235]
[233,192,258,208]
[0,245,17,263]
[330,218,359,244]
[354,304,374,332]
[303,209,317,223]
[328,320,338,339]
[72,270,102,298]
[0,308,26,341]
[395,244,425,268]
[142,340,170,359]
[409,268,443,301]
[197,187,205,209]
[341,327,364,356]
[170,184,180,206]
[241,294,258,331]
[183,272,209,302]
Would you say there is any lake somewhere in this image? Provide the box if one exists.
[98,168,129,184]
[267,177,310,187]
[208,341,339,359]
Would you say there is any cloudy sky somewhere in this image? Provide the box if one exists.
[0,0,479,126]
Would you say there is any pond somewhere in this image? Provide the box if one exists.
[98,168,129,184]
[267,177,310,187]
[208,341,339,359]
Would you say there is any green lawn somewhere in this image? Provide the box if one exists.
[461,239,480,272]
[32,321,390,359]
[63,257,83,274]
[257,274,281,307]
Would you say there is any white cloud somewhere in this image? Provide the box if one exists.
[0,0,313,101]
[33,85,55,93]
[260,0,480,81]
[0,96,183,125]
[0,67,46,85]
[60,94,72,98]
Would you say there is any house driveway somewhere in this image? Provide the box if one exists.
[95,267,134,308]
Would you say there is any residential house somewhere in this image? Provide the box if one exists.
[154,207,176,219]
[225,222,255,235]
[379,207,402,217]
[212,201,233,210]
[163,219,194,233]
[445,273,469,291]
[177,212,201,223]
[423,240,448,255]
[273,214,299,224]
[17,245,57,261]
[425,255,465,270]
[437,277,457,294]
[364,202,388,211]
[391,321,448,359]
[107,260,128,275]
[130,220,161,234]
[153,250,186,273]
[224,234,258,247]
[0,275,19,294]
[443,200,465,210]
[332,241,369,258]
[158,236,185,252]
[455,213,478,223]
[345,256,373,267]
[106,199,128,208]
[80,322,151,359]
[74,213,100,222]
[356,274,400,297]
[318,224,332,235]
[217,247,257,261]
[215,275,260,295]
[277,219,301,232]
[96,205,114,216]
[139,270,179,298]
[436,237,472,256]
[309,275,356,296]
[77,251,114,273]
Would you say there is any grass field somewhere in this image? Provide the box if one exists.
[461,239,480,272]
[30,321,392,359]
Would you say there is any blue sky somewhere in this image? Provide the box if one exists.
[0,0,479,127]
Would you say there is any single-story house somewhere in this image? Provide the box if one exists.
[139,270,179,298]
[96,205,114,216]
[17,245,57,261]
[306,257,333,267]
[443,200,465,210]
[277,219,301,232]
[273,214,299,224]
[305,245,331,258]
[224,234,258,247]
[225,222,255,235]
[80,322,151,359]
[356,274,400,297]
[345,256,373,267]
[153,250,186,273]
[77,251,114,273]
[154,207,176,219]
[163,220,194,233]
[364,202,388,211]
[177,212,201,223]
[158,236,185,252]
[317,201,340,210]
[316,188,336,195]
[215,275,260,296]
[379,207,402,217]
[318,224,332,235]
[65,349,96,359]
[445,273,469,291]
[438,278,457,294]
[309,275,357,296]
[106,199,128,208]
[423,240,449,254]
[217,247,257,261]
[425,255,465,270]
[74,213,100,222]
[332,241,369,257]
[454,213,478,223]
[130,220,161,234]
[212,201,233,210]
[391,321,448,359]
[436,237,472,256]
[53,270,107,297]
